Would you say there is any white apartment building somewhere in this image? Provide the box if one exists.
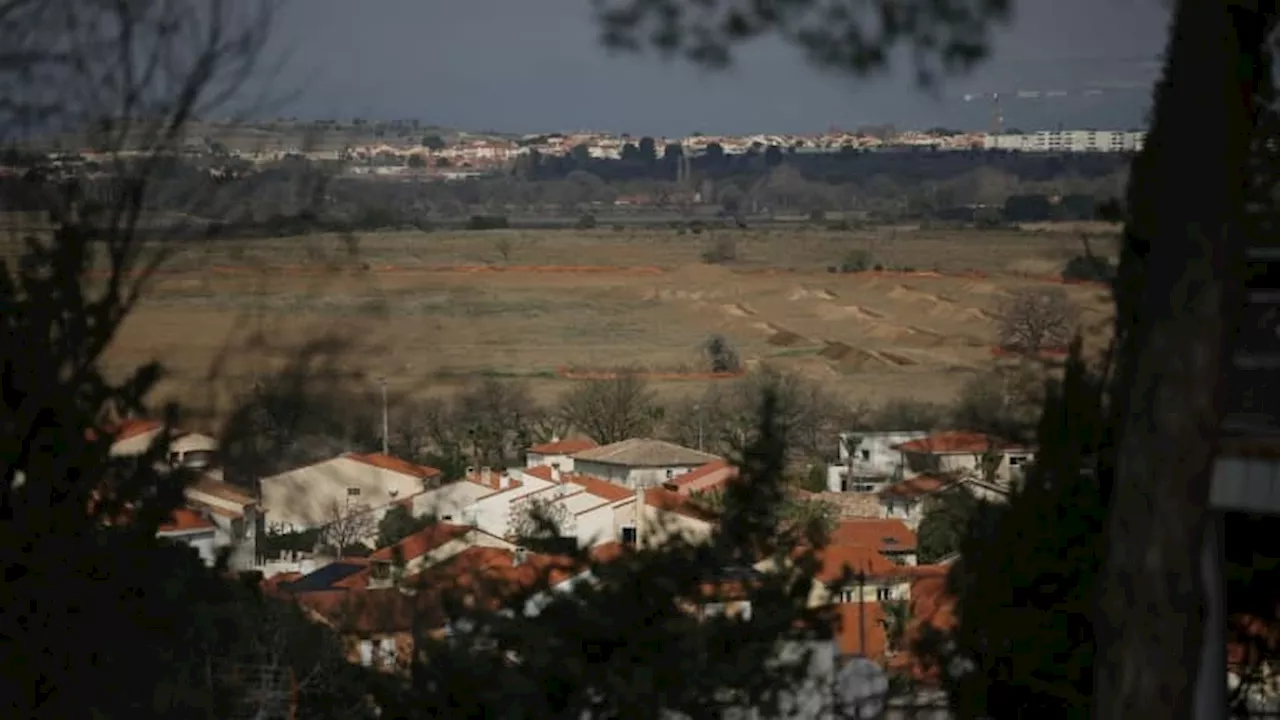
[983,130,1146,153]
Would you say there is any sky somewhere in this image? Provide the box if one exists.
[267,0,1171,136]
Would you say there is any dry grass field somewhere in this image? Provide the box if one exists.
[96,224,1118,419]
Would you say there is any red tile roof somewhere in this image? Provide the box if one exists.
[113,418,165,441]
[668,459,737,494]
[158,508,216,533]
[528,437,598,455]
[644,486,719,523]
[345,452,442,480]
[878,474,953,499]
[370,523,472,563]
[568,474,634,503]
[893,431,1025,454]
[812,545,901,584]
[408,546,582,592]
[831,602,889,658]
[830,519,918,553]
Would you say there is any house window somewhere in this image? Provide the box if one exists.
[358,639,374,667]
[665,469,675,480]
[620,526,638,546]
[836,588,857,603]
[1009,455,1027,467]
[860,450,871,461]
[442,515,453,522]
[876,587,892,602]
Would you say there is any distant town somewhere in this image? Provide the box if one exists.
[17,123,1147,184]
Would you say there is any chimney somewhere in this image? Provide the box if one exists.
[481,466,492,488]
[499,470,511,489]
[551,462,562,483]
[513,546,528,566]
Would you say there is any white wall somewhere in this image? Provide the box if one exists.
[525,452,576,471]
[835,431,928,481]
[572,505,615,547]
[879,496,925,532]
[260,456,428,533]
[411,481,493,522]
[575,461,700,489]
[462,475,555,539]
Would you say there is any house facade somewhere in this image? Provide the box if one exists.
[513,466,639,547]
[893,431,1035,486]
[259,452,443,538]
[827,431,929,493]
[571,438,720,489]
[525,437,598,472]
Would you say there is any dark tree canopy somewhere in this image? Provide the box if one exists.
[592,0,1012,83]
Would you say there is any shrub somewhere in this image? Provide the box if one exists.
[689,220,707,235]
[575,213,597,230]
[1062,254,1114,283]
[701,237,738,264]
[466,214,509,230]
[840,249,872,273]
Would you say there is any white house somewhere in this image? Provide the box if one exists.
[827,431,929,493]
[525,437,598,472]
[409,473,499,523]
[259,452,443,538]
[157,508,222,566]
[571,438,720,489]
[878,473,1011,531]
[892,431,1035,486]
[183,473,260,570]
[513,465,639,547]
[457,467,556,540]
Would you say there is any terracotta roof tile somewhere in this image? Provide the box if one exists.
[528,437,598,455]
[113,418,165,441]
[567,474,634,503]
[158,508,216,533]
[878,474,953,499]
[812,545,900,584]
[669,459,737,494]
[644,486,718,523]
[370,523,472,563]
[345,452,443,480]
[894,431,1031,454]
[830,519,918,553]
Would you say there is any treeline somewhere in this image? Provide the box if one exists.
[216,363,1049,493]
[0,151,1129,235]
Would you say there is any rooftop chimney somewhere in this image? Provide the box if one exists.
[551,462,562,483]
[513,546,528,566]
[481,466,493,488]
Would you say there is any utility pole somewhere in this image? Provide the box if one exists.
[694,404,704,452]
[379,377,389,456]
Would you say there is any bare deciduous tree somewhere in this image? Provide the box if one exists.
[321,499,375,555]
[996,287,1077,355]
[560,370,659,444]
[703,333,742,373]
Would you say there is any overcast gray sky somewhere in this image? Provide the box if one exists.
[269,0,1169,135]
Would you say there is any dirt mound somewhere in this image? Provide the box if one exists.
[818,342,905,372]
[964,307,998,321]
[720,303,756,317]
[814,304,887,322]
[789,287,834,301]
[878,351,918,367]
[864,322,918,342]
[960,281,1008,296]
[768,330,806,347]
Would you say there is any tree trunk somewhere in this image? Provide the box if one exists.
[1093,1,1271,718]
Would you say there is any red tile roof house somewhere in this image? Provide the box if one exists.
[516,465,640,548]
[829,518,919,566]
[258,452,445,540]
[524,437,598,472]
[288,546,587,674]
[157,508,221,567]
[892,431,1035,491]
